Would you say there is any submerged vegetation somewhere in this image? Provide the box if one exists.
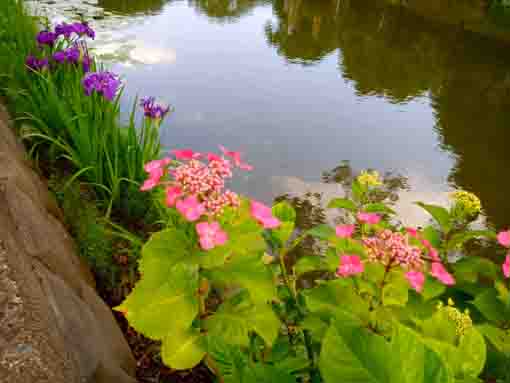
[2,1,510,382]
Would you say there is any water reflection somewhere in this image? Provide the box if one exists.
[188,0,269,22]
[266,0,510,228]
[97,0,168,15]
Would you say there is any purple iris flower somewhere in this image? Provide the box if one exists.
[26,55,49,71]
[36,31,57,46]
[82,71,121,101]
[52,46,81,64]
[82,55,92,73]
[140,97,171,120]
[55,22,95,40]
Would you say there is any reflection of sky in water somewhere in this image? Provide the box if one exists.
[30,0,507,227]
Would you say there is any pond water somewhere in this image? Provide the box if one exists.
[30,0,510,228]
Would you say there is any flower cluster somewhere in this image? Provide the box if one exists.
[357,170,382,188]
[25,55,49,71]
[497,230,510,278]
[140,148,280,250]
[438,299,473,338]
[450,190,481,219]
[27,23,95,75]
[82,71,121,101]
[358,229,455,292]
[55,22,95,40]
[140,97,171,120]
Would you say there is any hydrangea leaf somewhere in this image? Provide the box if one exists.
[205,294,279,347]
[161,328,206,370]
[319,321,453,383]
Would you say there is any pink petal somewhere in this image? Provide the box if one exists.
[503,255,510,279]
[172,149,201,161]
[207,153,222,162]
[405,271,425,293]
[261,216,281,229]
[335,224,355,238]
[430,263,455,286]
[337,255,364,277]
[251,200,272,217]
[497,231,510,248]
[357,212,381,225]
[140,177,159,191]
[214,230,228,246]
[239,162,253,171]
[406,228,419,238]
[428,248,440,262]
[165,186,182,207]
[199,235,215,250]
[196,222,210,236]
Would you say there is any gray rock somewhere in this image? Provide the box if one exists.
[0,105,137,383]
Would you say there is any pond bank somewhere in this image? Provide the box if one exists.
[0,104,137,383]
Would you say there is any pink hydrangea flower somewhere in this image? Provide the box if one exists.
[206,152,222,162]
[430,262,455,285]
[497,231,510,248]
[357,212,381,225]
[140,167,164,191]
[165,186,182,207]
[196,221,228,250]
[337,255,364,277]
[250,200,280,229]
[503,255,510,279]
[335,224,355,238]
[405,271,425,293]
[176,195,206,221]
[219,145,253,171]
[172,149,201,161]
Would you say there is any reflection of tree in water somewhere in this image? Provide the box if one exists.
[97,0,168,15]
[267,0,510,229]
[187,0,268,22]
[265,0,339,64]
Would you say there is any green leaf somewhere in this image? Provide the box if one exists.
[327,197,357,211]
[205,295,280,347]
[161,328,206,370]
[421,275,446,301]
[272,201,297,223]
[382,271,409,307]
[453,256,498,284]
[457,328,486,378]
[117,263,199,339]
[352,179,366,202]
[295,256,323,275]
[319,321,452,383]
[272,221,295,245]
[415,202,452,232]
[307,224,335,240]
[208,251,276,304]
[472,288,508,323]
[301,314,328,342]
[477,324,510,356]
[363,203,396,215]
[304,279,369,323]
[140,228,192,272]
[447,230,496,250]
[422,226,442,249]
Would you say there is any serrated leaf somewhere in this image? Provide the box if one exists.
[117,262,199,339]
[307,224,335,240]
[205,296,279,347]
[327,197,357,211]
[415,202,452,232]
[161,328,206,370]
[319,321,452,383]
[421,275,446,301]
[208,252,276,304]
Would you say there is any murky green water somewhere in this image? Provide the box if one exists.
[30,0,510,228]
